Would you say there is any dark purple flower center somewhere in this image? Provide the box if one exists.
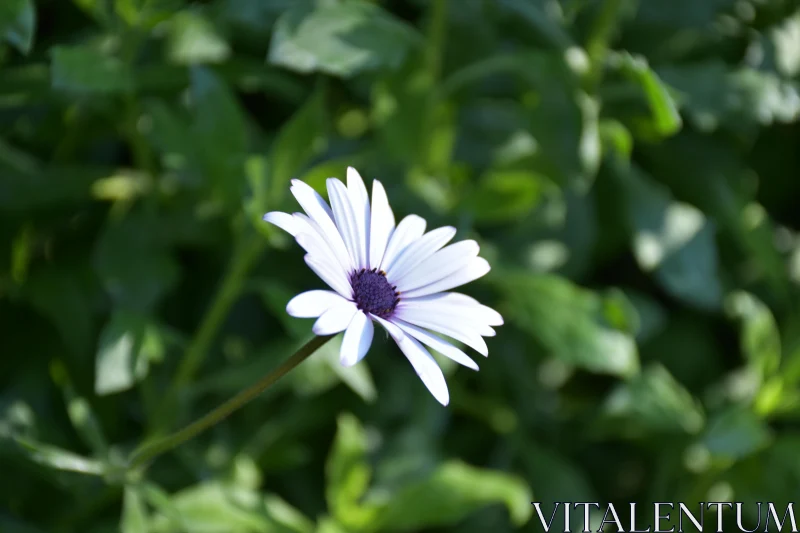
[350,268,399,318]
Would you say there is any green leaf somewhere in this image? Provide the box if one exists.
[495,0,572,49]
[51,45,134,95]
[0,165,103,212]
[726,291,782,379]
[658,62,800,137]
[266,89,328,207]
[701,406,773,462]
[372,460,533,531]
[0,0,35,54]
[522,445,596,504]
[754,8,800,78]
[0,431,105,477]
[521,53,601,190]
[610,51,682,139]
[122,486,149,533]
[93,218,180,312]
[268,0,421,77]
[167,11,230,65]
[621,164,723,311]
[23,264,94,357]
[94,310,164,396]
[496,272,640,377]
[463,170,548,223]
[50,360,109,455]
[188,67,249,205]
[600,364,705,436]
[148,481,313,533]
[325,414,378,529]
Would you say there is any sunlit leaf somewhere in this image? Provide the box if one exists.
[463,170,548,223]
[167,11,230,65]
[268,1,421,77]
[496,272,640,377]
[51,45,133,94]
[621,163,723,311]
[122,486,149,533]
[600,364,705,436]
[372,460,533,530]
[95,310,164,395]
[726,291,781,379]
[0,0,35,54]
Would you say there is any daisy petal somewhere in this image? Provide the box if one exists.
[297,232,349,283]
[327,178,362,269]
[304,253,352,299]
[263,212,301,236]
[374,316,449,406]
[287,290,350,318]
[397,293,504,327]
[385,226,456,281]
[290,180,354,272]
[394,319,478,370]
[394,240,480,292]
[380,215,426,271]
[313,301,357,335]
[369,180,395,268]
[347,167,370,269]
[340,311,374,367]
[393,305,489,356]
[400,258,491,299]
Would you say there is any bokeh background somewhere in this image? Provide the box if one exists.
[2,0,800,531]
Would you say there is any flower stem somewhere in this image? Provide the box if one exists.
[128,334,333,470]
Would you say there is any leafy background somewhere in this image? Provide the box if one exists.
[2,0,800,531]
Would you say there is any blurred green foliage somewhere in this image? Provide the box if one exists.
[2,0,800,531]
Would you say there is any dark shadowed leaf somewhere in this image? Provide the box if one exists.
[22,263,95,357]
[702,406,772,462]
[93,217,180,313]
[266,89,328,208]
[188,67,249,205]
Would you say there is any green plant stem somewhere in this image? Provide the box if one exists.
[174,234,265,389]
[129,334,333,470]
[585,0,625,88]
[152,232,265,434]
[425,0,448,84]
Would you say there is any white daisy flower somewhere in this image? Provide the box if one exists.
[262,167,503,405]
